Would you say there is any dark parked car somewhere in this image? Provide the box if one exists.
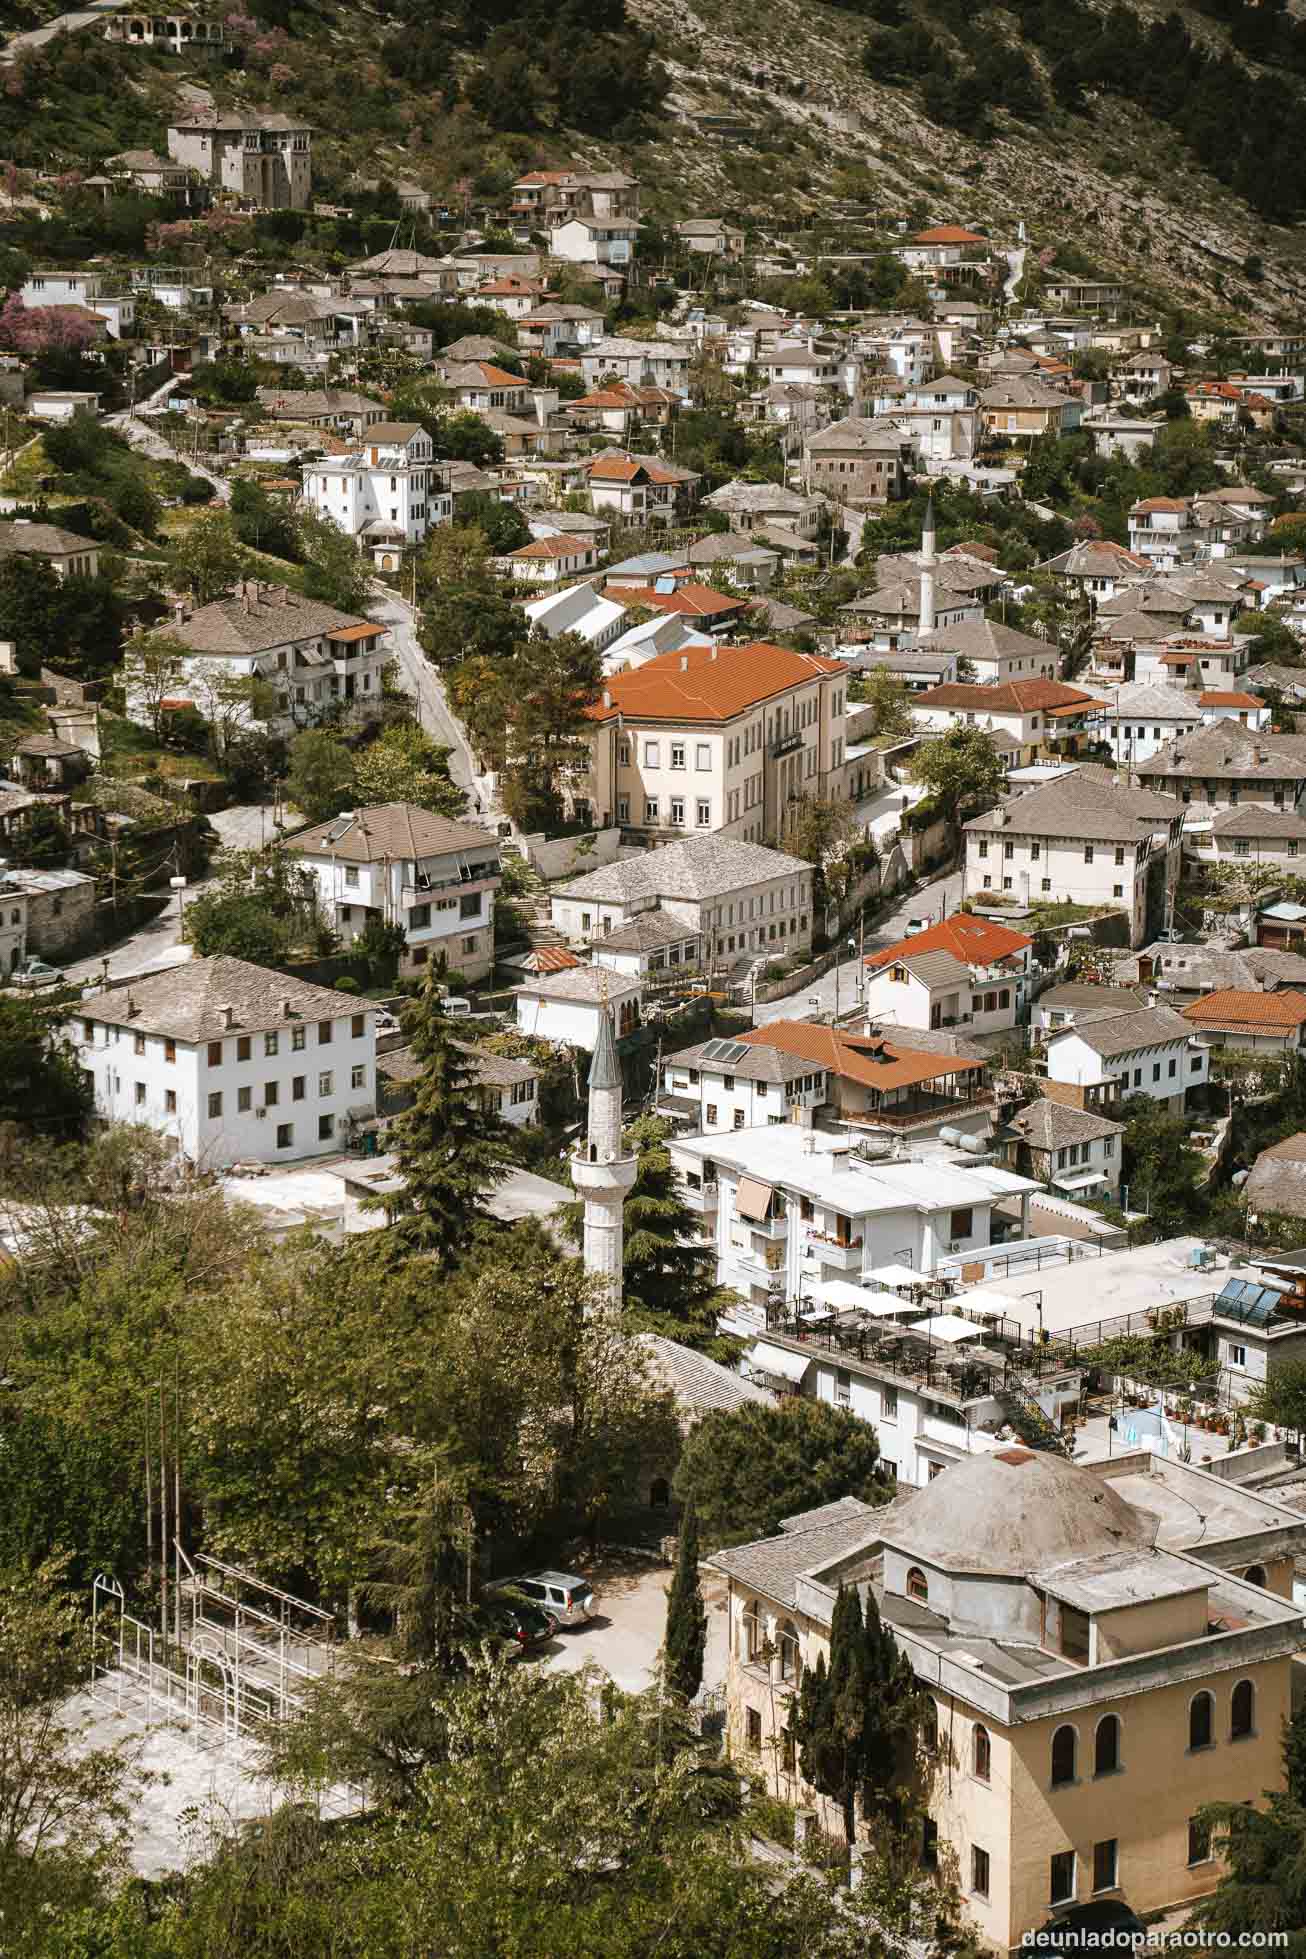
[488,1599,557,1655]
[1023,1900,1147,1953]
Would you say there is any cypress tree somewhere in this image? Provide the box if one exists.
[664,1495,707,1702]
[789,1583,921,1846]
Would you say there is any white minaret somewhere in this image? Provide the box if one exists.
[571,996,637,1312]
[918,491,937,642]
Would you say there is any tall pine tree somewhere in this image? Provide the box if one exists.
[383,978,519,1268]
[663,1495,707,1702]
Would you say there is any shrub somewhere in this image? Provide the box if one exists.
[333,975,360,993]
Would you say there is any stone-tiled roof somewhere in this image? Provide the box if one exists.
[665,1037,812,1085]
[637,1333,775,1419]
[966,763,1181,845]
[286,805,493,864]
[597,909,701,952]
[1009,1097,1125,1152]
[709,1500,888,1607]
[77,956,364,1045]
[171,581,377,657]
[1245,1133,1306,1219]
[1048,1003,1192,1057]
[0,519,95,559]
[1038,982,1149,1016]
[554,836,811,905]
[1137,720,1306,784]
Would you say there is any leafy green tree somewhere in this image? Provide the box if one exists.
[229,477,302,561]
[912,723,1007,821]
[780,793,859,897]
[674,1399,887,1550]
[1119,1093,1205,1233]
[788,1581,920,1847]
[286,728,355,821]
[453,490,530,554]
[123,631,189,741]
[17,805,72,870]
[298,506,371,614]
[168,509,246,604]
[1186,1759,1306,1954]
[560,1114,735,1350]
[183,848,330,964]
[0,992,92,1139]
[354,915,408,987]
[1235,609,1303,668]
[0,556,70,675]
[353,722,465,819]
[663,1495,707,1702]
[383,978,519,1266]
[1246,1357,1306,1438]
[853,665,912,737]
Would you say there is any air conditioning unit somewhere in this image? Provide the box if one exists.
[255,1106,268,1119]
[336,1116,350,1130]
[948,1239,963,1253]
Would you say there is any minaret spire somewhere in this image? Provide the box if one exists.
[570,992,637,1312]
[918,491,937,642]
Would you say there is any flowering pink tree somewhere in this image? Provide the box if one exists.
[0,293,99,358]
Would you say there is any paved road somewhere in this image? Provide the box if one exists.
[2,0,128,59]
[753,864,963,1026]
[367,582,491,817]
[110,382,232,504]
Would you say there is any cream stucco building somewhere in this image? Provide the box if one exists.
[711,1449,1306,1954]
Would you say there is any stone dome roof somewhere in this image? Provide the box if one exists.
[883,1450,1151,1577]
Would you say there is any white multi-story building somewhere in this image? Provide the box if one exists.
[167,111,312,210]
[1045,1003,1208,1115]
[66,957,377,1168]
[964,763,1185,949]
[302,422,452,561]
[284,804,501,985]
[668,1123,1038,1319]
[863,912,1034,1037]
[513,964,642,1052]
[141,581,389,736]
[551,835,816,968]
[1087,683,1203,767]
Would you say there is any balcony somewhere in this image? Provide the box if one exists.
[806,1232,863,1270]
[683,1179,718,1214]
[770,731,803,759]
[749,1213,789,1241]
[400,871,497,908]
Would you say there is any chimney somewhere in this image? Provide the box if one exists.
[602,688,612,708]
[680,654,689,670]
[281,996,294,1018]
[709,646,717,660]
[221,1004,235,1028]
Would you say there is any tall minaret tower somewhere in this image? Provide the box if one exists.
[918,492,937,642]
[571,994,637,1312]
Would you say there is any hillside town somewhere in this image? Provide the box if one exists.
[5,7,1306,1957]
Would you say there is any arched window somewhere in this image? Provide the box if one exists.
[906,1566,929,1603]
[742,1601,763,1666]
[649,1477,670,1508]
[1231,1680,1255,1740]
[777,1619,801,1684]
[973,1723,991,1782]
[1189,1692,1214,1751]
[1094,1715,1121,1777]
[1244,1565,1267,1589]
[1050,1724,1077,1787]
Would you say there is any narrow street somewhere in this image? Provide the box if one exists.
[753,864,963,1026]
[367,582,492,817]
[109,379,232,504]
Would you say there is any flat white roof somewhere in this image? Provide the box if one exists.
[977,1234,1231,1338]
[672,1128,1017,1215]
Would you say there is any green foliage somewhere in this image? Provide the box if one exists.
[674,1399,887,1550]
[788,1581,922,1845]
[851,665,913,738]
[912,724,1007,820]
[183,848,331,965]
[0,992,92,1141]
[188,360,259,407]
[229,477,303,562]
[0,554,124,680]
[452,490,530,554]
[1246,1358,1306,1437]
[286,728,355,822]
[382,979,519,1266]
[353,722,465,819]
[353,915,408,988]
[1118,1093,1206,1235]
[664,1496,707,1703]
[167,510,247,605]
[298,506,371,614]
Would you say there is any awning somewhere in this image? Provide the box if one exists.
[811,1280,913,1315]
[949,1288,1022,1320]
[911,1314,983,1345]
[863,1262,922,1290]
[1052,1168,1109,1193]
[735,1176,775,1222]
[747,1340,812,1384]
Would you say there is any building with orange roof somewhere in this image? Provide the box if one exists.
[864,913,1036,1038]
[1183,988,1306,1055]
[579,640,850,841]
[615,581,748,633]
[494,532,601,585]
[911,678,1104,764]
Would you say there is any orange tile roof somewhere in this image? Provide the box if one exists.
[1199,691,1260,708]
[912,225,987,245]
[619,583,743,617]
[507,535,592,560]
[916,679,1102,715]
[1183,989,1306,1029]
[1131,498,1190,514]
[738,1019,987,1093]
[587,641,843,725]
[866,913,1033,972]
[328,622,385,643]
[587,456,643,481]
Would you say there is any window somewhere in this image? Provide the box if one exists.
[318,1020,333,1044]
[746,1707,763,1753]
[351,1064,366,1090]
[1084,845,1094,863]
[133,1033,146,1056]
[345,866,359,887]
[460,892,480,919]
[1050,1725,1077,1787]
[906,1566,929,1602]
[1244,1562,1265,1586]
[696,742,711,769]
[276,1122,293,1149]
[1050,1851,1076,1906]
[207,1040,222,1066]
[645,796,659,824]
[1133,1068,1142,1087]
[265,1032,279,1057]
[165,1089,177,1114]
[643,740,659,767]
[973,1724,991,1782]
[1152,1063,1161,1083]
[618,739,630,767]
[697,799,711,827]
[292,1026,306,1051]
[293,1076,305,1101]
[670,742,686,769]
[134,1081,146,1106]
[978,841,988,859]
[319,1072,333,1097]
[706,1103,718,1125]
[1113,885,1124,899]
[1231,1680,1254,1740]
[670,797,685,826]
[237,1035,252,1062]
[1031,841,1041,860]
[318,1113,334,1141]
[1095,1715,1120,1776]
[1188,1816,1212,1866]
[883,1386,898,1420]
[1189,1692,1214,1751]
[949,1208,973,1240]
[777,1619,801,1683]
[264,1081,279,1107]
[1061,1604,1090,1662]
[971,1847,990,1899]
[410,903,431,930]
[742,1600,764,1665]
[1104,1136,1116,1156]
[238,1085,252,1113]
[463,935,478,957]
[207,1091,222,1118]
